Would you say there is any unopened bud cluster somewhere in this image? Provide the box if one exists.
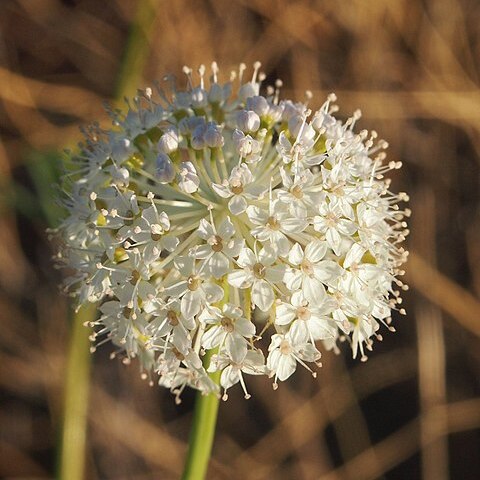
[54,62,409,401]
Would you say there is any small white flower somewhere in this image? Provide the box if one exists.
[284,241,342,304]
[166,256,224,318]
[208,348,265,399]
[199,303,255,353]
[313,200,357,256]
[178,161,200,193]
[247,201,308,256]
[232,129,262,162]
[275,292,337,342]
[191,217,244,278]
[227,247,285,311]
[267,333,321,384]
[212,164,266,215]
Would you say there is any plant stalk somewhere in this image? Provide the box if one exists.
[58,304,96,480]
[182,283,228,479]
[181,356,221,480]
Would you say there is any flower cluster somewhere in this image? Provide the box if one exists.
[54,62,409,402]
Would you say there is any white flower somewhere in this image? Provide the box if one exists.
[232,129,262,162]
[277,167,324,218]
[313,200,357,256]
[55,62,409,399]
[275,292,337,342]
[284,241,342,304]
[227,247,285,312]
[199,303,255,353]
[178,161,200,193]
[267,333,321,384]
[208,348,265,399]
[247,201,308,256]
[212,164,266,215]
[166,256,224,318]
[191,217,243,278]
[236,110,261,133]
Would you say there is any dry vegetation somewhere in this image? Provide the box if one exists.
[0,0,479,479]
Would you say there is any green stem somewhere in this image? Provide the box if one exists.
[181,355,221,480]
[182,282,228,479]
[58,304,96,480]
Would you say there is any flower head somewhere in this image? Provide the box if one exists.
[54,62,409,400]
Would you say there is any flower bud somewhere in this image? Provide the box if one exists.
[155,153,175,183]
[158,129,179,154]
[246,96,269,116]
[204,123,224,148]
[237,110,260,132]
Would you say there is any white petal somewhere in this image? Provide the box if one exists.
[265,264,286,283]
[284,269,302,291]
[303,276,326,305]
[197,219,214,240]
[174,255,195,276]
[192,244,212,259]
[235,317,255,338]
[209,252,229,278]
[326,227,342,256]
[228,195,248,215]
[218,217,235,239]
[201,326,224,349]
[203,283,224,303]
[212,183,232,198]
[246,205,268,225]
[289,321,310,344]
[281,218,308,233]
[227,269,253,289]
[220,365,241,390]
[181,290,201,318]
[237,248,256,268]
[161,235,179,252]
[344,243,366,269]
[305,240,327,263]
[288,243,304,266]
[252,279,275,311]
[308,316,336,340]
[277,355,297,381]
[242,350,266,375]
[275,303,296,326]
[313,260,342,284]
[224,238,244,258]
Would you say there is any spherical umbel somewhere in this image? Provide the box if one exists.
[54,62,409,401]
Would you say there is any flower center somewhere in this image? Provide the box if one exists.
[150,224,164,241]
[208,234,224,252]
[267,216,280,230]
[187,275,201,291]
[326,212,338,227]
[301,260,314,277]
[130,270,141,285]
[167,310,179,326]
[220,316,235,333]
[279,339,293,355]
[230,179,244,195]
[291,185,304,199]
[296,306,311,321]
[253,262,266,279]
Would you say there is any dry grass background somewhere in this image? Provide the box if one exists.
[0,0,479,479]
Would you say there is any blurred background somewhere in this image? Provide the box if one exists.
[0,0,479,479]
